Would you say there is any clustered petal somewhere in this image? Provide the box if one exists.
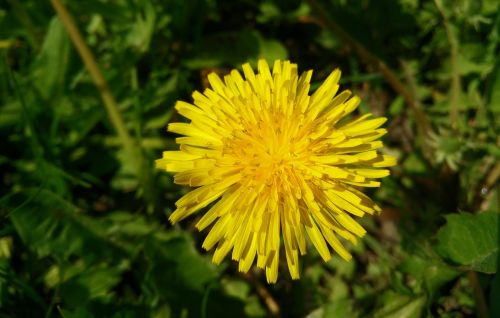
[156,60,396,283]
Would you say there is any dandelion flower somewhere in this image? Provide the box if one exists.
[156,60,396,283]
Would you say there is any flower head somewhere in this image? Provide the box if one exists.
[156,60,396,283]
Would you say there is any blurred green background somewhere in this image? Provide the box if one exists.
[1,0,499,317]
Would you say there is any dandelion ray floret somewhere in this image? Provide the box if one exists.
[156,59,396,283]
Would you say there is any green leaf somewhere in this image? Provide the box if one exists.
[32,17,72,99]
[254,37,288,65]
[373,292,426,318]
[436,211,500,273]
[61,266,123,307]
[399,255,460,297]
[125,2,156,53]
[184,30,287,69]
[323,299,358,318]
[59,308,94,318]
[7,189,128,261]
[482,0,500,15]
[144,232,217,293]
[142,232,246,317]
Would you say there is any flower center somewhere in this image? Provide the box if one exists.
[222,112,311,187]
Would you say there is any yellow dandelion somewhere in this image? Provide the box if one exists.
[156,59,396,283]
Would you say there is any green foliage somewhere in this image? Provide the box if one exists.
[436,211,499,273]
[1,0,499,317]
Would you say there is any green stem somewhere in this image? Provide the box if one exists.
[49,0,158,209]
[50,0,138,164]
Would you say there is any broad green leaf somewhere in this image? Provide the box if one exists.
[436,211,499,273]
